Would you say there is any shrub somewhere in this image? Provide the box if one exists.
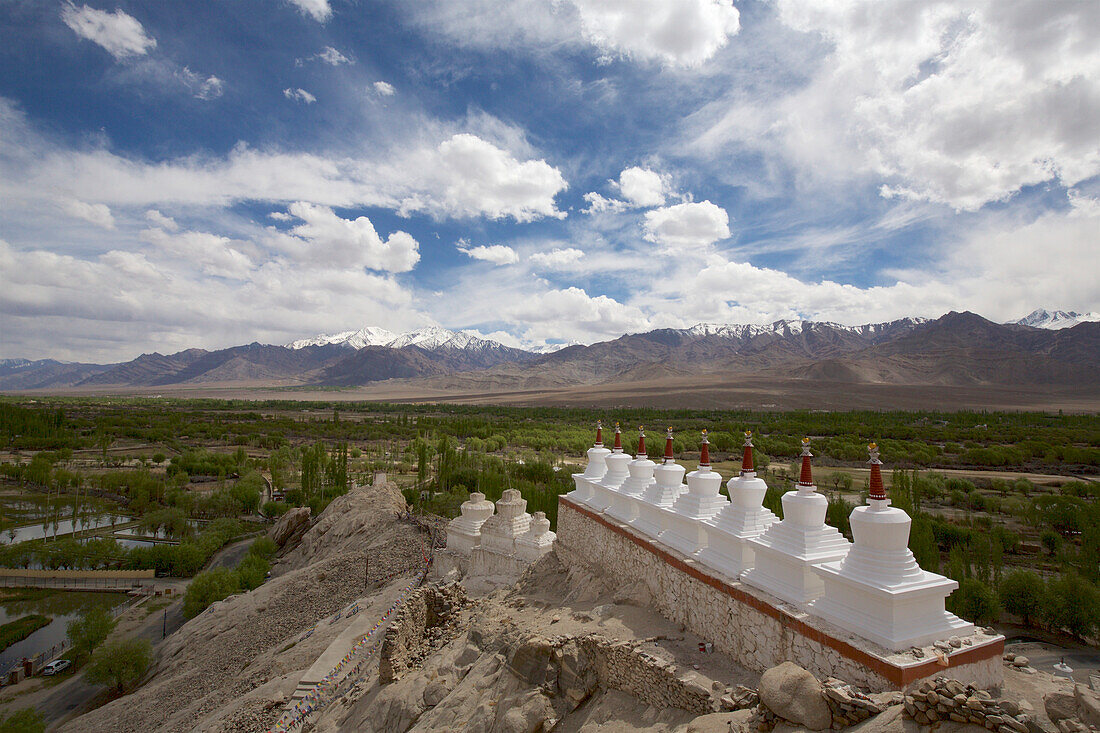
[66,606,117,660]
[183,567,240,619]
[85,638,152,694]
[247,536,278,560]
[997,570,1044,627]
[0,708,45,733]
[1043,572,1100,639]
[236,555,269,590]
[948,578,1000,626]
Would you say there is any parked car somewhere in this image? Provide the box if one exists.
[42,659,71,676]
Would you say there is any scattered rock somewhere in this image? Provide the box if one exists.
[1013,656,1030,667]
[1044,691,1077,723]
[757,662,832,731]
[1074,684,1100,728]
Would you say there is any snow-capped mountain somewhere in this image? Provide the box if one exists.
[286,327,396,350]
[684,317,928,339]
[287,326,515,353]
[1009,309,1100,330]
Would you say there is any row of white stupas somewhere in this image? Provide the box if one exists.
[446,488,556,563]
[567,422,973,652]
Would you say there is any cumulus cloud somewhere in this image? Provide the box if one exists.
[372,81,396,96]
[582,191,626,214]
[456,240,519,265]
[508,286,650,342]
[573,0,740,67]
[61,3,156,60]
[144,209,178,231]
[643,200,730,250]
[616,166,668,207]
[141,226,254,280]
[62,200,114,229]
[287,0,332,23]
[302,46,351,66]
[529,247,584,269]
[283,87,316,104]
[177,68,225,100]
[281,202,420,272]
[695,1,1100,211]
[411,0,739,68]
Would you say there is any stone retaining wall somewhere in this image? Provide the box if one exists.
[379,583,468,684]
[556,497,1003,692]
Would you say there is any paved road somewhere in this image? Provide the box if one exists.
[1005,639,1100,686]
[206,537,256,570]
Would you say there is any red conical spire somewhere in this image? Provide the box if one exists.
[699,429,710,468]
[637,426,646,456]
[663,427,674,463]
[798,437,814,487]
[868,442,886,501]
[741,431,754,474]
[595,420,603,447]
[613,422,622,452]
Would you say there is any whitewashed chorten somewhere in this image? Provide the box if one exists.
[590,422,631,513]
[697,431,778,580]
[515,510,557,562]
[630,427,687,539]
[445,491,495,555]
[658,430,729,557]
[743,438,851,606]
[607,426,656,524]
[810,443,974,650]
[478,488,531,556]
[567,421,610,505]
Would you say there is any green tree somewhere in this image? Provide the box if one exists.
[183,567,240,618]
[997,570,1045,627]
[1040,530,1062,556]
[85,638,152,694]
[909,517,940,573]
[236,555,269,590]
[0,708,45,733]
[66,606,117,660]
[1043,572,1100,639]
[948,578,1000,626]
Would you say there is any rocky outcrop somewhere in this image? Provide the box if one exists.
[905,676,1035,731]
[269,506,311,547]
[1044,685,1100,732]
[379,582,468,684]
[757,662,833,731]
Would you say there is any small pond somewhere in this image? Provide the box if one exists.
[0,590,125,670]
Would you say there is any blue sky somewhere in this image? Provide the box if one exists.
[1,0,1098,361]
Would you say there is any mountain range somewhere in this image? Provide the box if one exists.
[1,310,1097,394]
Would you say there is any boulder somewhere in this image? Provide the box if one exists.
[268,507,311,547]
[1074,684,1100,728]
[1044,691,1077,723]
[758,662,832,731]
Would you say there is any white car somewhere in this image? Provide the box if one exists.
[42,659,71,676]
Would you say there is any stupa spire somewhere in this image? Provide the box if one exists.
[867,442,886,501]
[798,437,814,487]
[612,422,622,452]
[663,427,675,463]
[637,426,646,456]
[595,420,603,447]
[699,429,711,468]
[741,431,755,475]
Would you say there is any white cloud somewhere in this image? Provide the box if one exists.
[456,240,519,266]
[141,226,255,280]
[315,46,351,65]
[62,200,114,230]
[0,102,566,224]
[411,0,739,68]
[616,166,668,207]
[372,81,396,96]
[61,3,156,60]
[696,1,1100,211]
[283,87,317,104]
[643,200,730,250]
[144,209,178,231]
[287,0,332,23]
[508,286,650,343]
[175,67,225,100]
[572,0,740,67]
[529,247,584,269]
[282,201,420,272]
[582,191,627,214]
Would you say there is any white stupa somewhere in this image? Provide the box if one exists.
[567,421,611,505]
[515,510,557,562]
[607,427,656,524]
[697,431,778,580]
[478,488,531,556]
[589,423,631,513]
[742,438,851,607]
[445,491,496,555]
[630,428,687,539]
[810,444,974,650]
[658,430,729,558]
